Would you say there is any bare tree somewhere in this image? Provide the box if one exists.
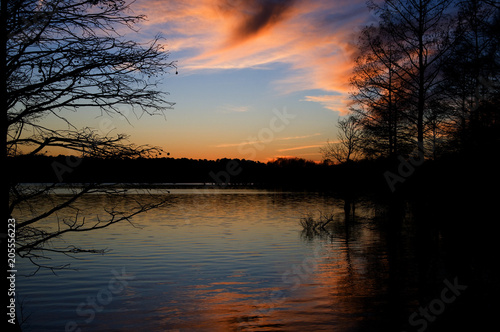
[368,0,457,156]
[1,0,176,284]
[438,0,500,152]
[321,115,363,164]
[349,23,414,158]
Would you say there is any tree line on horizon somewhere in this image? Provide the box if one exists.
[7,154,337,186]
[322,0,500,165]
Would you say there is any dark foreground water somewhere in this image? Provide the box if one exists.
[15,189,498,331]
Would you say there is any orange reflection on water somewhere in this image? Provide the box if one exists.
[17,189,406,331]
[146,220,393,331]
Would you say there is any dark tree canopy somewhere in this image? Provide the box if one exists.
[327,0,500,163]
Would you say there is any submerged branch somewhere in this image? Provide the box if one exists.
[299,211,335,232]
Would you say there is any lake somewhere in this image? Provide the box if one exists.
[14,188,485,331]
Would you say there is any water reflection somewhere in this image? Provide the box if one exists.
[136,197,414,332]
[16,190,493,331]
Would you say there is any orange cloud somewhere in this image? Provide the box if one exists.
[135,0,369,112]
[277,144,324,152]
[301,95,352,115]
[214,133,322,148]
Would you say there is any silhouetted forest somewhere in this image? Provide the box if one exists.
[9,146,499,196]
[336,0,500,162]
[9,155,346,189]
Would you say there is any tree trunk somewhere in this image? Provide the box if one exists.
[417,0,426,157]
[1,1,22,329]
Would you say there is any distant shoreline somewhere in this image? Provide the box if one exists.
[16,182,258,190]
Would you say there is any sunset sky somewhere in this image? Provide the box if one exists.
[93,0,377,162]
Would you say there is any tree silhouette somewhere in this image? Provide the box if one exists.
[349,23,414,158]
[321,115,363,164]
[1,0,176,284]
[367,0,457,156]
[438,0,500,154]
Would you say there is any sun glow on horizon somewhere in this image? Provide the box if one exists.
[32,0,373,163]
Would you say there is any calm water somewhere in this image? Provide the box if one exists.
[17,189,423,331]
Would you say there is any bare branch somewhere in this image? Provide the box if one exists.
[4,0,175,272]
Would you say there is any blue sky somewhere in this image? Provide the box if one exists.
[94,0,376,162]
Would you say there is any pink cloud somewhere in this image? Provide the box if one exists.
[135,0,370,112]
